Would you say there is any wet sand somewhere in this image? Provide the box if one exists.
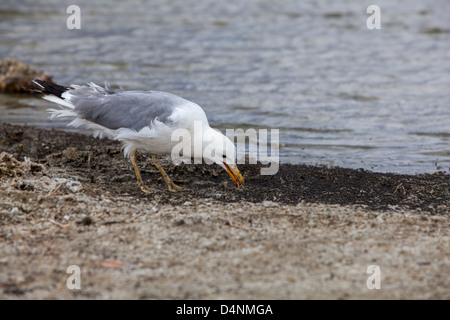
[0,122,449,299]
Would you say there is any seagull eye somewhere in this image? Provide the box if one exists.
[222,155,227,159]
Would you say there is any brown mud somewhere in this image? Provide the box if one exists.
[1,122,448,213]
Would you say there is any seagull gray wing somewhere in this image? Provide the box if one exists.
[65,84,192,131]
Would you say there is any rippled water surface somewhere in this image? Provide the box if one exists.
[1,0,449,174]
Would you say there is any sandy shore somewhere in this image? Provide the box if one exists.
[0,122,449,299]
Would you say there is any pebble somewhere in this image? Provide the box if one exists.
[262,200,278,208]
[10,207,20,214]
[66,180,83,193]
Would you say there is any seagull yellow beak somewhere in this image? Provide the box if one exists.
[223,163,245,189]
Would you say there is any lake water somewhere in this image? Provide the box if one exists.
[1,0,449,174]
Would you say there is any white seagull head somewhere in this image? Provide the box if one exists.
[202,128,245,189]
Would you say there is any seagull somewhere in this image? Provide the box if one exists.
[32,80,244,193]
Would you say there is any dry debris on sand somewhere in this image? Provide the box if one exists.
[0,122,449,299]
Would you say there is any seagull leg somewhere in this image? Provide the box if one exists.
[130,150,152,194]
[152,154,182,192]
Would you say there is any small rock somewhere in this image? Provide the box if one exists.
[308,220,317,227]
[96,226,108,235]
[66,180,82,193]
[77,216,94,226]
[262,200,278,208]
[173,219,185,226]
[183,201,192,206]
[201,239,215,248]
[10,207,20,214]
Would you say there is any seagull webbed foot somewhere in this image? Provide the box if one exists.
[152,154,182,192]
[138,183,152,194]
[167,182,182,192]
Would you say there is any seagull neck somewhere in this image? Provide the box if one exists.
[202,126,221,142]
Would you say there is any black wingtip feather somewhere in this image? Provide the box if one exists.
[32,79,68,98]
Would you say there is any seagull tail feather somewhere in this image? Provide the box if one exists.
[32,79,68,98]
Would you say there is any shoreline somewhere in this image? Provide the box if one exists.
[0,122,449,299]
[0,122,448,212]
